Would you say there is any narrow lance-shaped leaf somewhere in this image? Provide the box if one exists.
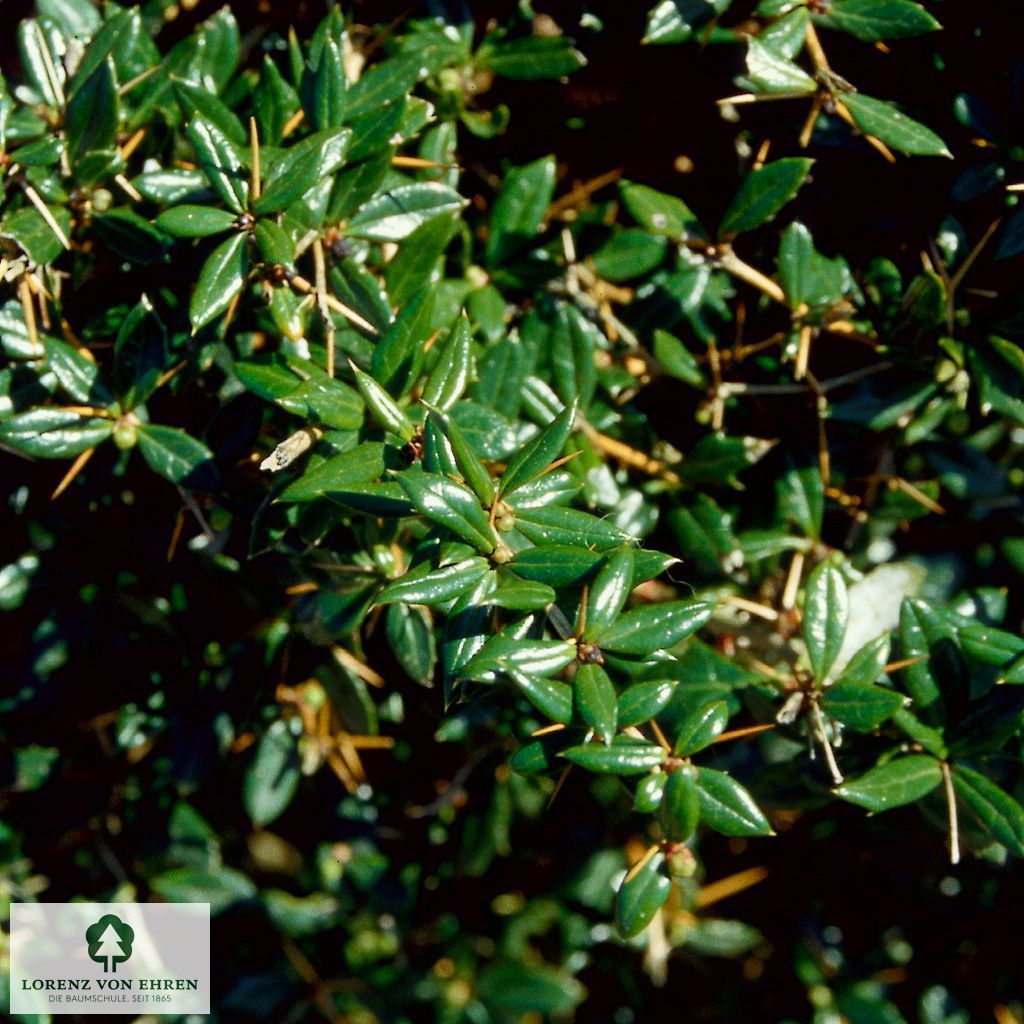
[814,0,941,43]
[660,765,700,842]
[190,231,249,330]
[697,767,774,837]
[562,739,667,775]
[673,701,729,756]
[498,401,576,498]
[575,663,618,743]
[840,92,951,158]
[187,117,249,213]
[952,765,1024,857]
[835,754,942,812]
[718,158,814,237]
[349,362,416,442]
[155,205,238,238]
[597,600,714,655]
[376,558,491,606]
[136,424,219,490]
[421,314,472,411]
[396,471,497,554]
[803,563,849,684]
[616,850,671,938]
[582,546,634,642]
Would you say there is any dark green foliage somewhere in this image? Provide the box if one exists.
[3,1,1024,1022]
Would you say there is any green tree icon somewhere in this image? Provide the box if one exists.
[85,914,134,973]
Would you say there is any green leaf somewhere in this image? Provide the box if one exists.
[387,603,436,685]
[661,765,700,842]
[618,679,677,728]
[301,34,346,131]
[513,506,632,549]
[615,850,671,938]
[778,221,855,314]
[190,231,249,329]
[0,408,112,458]
[512,672,574,724]
[836,754,942,811]
[243,719,300,827]
[776,456,824,539]
[593,230,668,283]
[833,634,891,688]
[803,563,849,684]
[697,767,774,836]
[253,219,294,269]
[841,92,951,158]
[156,205,237,238]
[619,180,705,240]
[151,866,256,915]
[348,182,465,242]
[636,773,667,813]
[1,201,73,266]
[511,544,676,589]
[476,36,586,81]
[66,57,118,179]
[673,700,729,756]
[187,117,249,213]
[815,0,940,42]
[397,471,497,553]
[372,290,434,397]
[44,338,113,406]
[718,158,814,237]
[279,443,385,500]
[952,765,1024,856]
[421,314,472,411]
[745,38,817,95]
[173,78,246,146]
[136,424,218,490]
[583,546,635,641]
[477,961,585,1017]
[490,576,556,611]
[575,663,618,742]
[823,681,905,731]
[498,402,577,498]
[653,329,704,387]
[644,0,731,44]
[563,738,667,775]
[899,599,952,724]
[597,600,714,655]
[377,558,490,606]
[462,637,577,681]
[237,354,364,431]
[349,362,416,441]
[485,156,557,267]
[429,410,495,504]
[385,213,459,309]
[253,127,352,216]
[959,624,1024,669]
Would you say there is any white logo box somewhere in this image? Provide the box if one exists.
[9,902,211,1015]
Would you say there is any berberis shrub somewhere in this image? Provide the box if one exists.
[2,0,1024,1020]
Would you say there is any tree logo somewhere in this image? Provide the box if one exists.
[85,914,135,973]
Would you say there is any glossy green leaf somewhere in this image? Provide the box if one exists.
[745,38,816,95]
[0,408,112,458]
[136,424,218,490]
[476,36,586,81]
[618,679,678,728]
[462,637,577,681]
[372,290,433,396]
[349,362,416,442]
[512,672,574,724]
[66,57,118,178]
[432,411,495,505]
[499,401,577,497]
[718,158,814,237]
[187,117,249,213]
[673,700,729,756]
[562,738,667,775]
[619,180,705,240]
[377,557,490,606]
[644,0,731,44]
[397,471,497,553]
[243,719,300,827]
[348,183,465,242]
[833,634,891,688]
[387,603,436,685]
[823,681,906,731]
[189,231,249,329]
[155,204,237,238]
[582,546,634,641]
[697,767,774,836]
[841,92,951,158]
[815,0,940,42]
[803,563,849,684]
[661,764,700,841]
[44,338,113,407]
[615,851,670,938]
[486,155,557,266]
[835,754,942,811]
[575,663,618,742]
[253,128,351,216]
[598,600,714,654]
[385,213,459,309]
[421,314,472,411]
[513,506,632,549]
[952,765,1024,856]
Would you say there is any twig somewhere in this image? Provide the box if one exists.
[941,761,960,865]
